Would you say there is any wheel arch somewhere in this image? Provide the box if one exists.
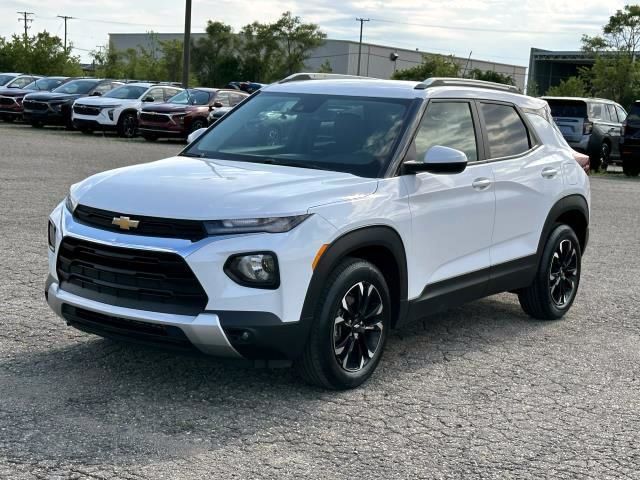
[538,194,589,256]
[300,225,409,329]
[117,108,138,122]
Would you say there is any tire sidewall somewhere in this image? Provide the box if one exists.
[539,225,582,318]
[312,260,391,389]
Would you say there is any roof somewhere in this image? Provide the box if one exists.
[542,96,618,104]
[264,77,546,108]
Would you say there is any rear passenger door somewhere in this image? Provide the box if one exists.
[483,102,564,271]
[403,100,496,291]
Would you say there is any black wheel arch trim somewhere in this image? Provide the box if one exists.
[537,194,589,257]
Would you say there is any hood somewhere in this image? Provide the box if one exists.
[0,88,32,98]
[24,92,84,103]
[75,96,137,107]
[72,156,378,220]
[141,103,199,114]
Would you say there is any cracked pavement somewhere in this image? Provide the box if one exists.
[1,123,639,479]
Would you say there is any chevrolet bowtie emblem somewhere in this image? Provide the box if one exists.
[112,216,140,230]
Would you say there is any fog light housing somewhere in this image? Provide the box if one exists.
[48,220,56,251]
[107,109,115,120]
[224,252,279,289]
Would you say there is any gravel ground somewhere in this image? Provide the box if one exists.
[1,122,639,479]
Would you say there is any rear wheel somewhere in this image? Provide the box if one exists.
[518,225,581,320]
[623,160,640,177]
[296,258,391,389]
[117,112,137,138]
[599,142,610,172]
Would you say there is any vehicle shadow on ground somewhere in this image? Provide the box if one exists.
[0,294,546,465]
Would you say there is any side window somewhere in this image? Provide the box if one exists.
[147,88,164,102]
[215,92,231,107]
[414,102,478,162]
[164,88,180,100]
[93,82,113,95]
[606,104,618,122]
[615,105,627,122]
[589,103,606,121]
[13,76,33,88]
[480,103,531,158]
[230,93,246,106]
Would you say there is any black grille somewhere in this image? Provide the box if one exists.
[23,100,48,111]
[61,304,196,351]
[73,204,207,242]
[0,97,15,105]
[57,237,208,315]
[140,112,170,123]
[73,104,101,116]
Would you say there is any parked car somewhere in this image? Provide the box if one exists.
[23,78,123,129]
[0,77,70,122]
[543,96,627,172]
[226,81,266,93]
[72,83,182,138]
[138,88,248,141]
[0,73,24,87]
[46,76,589,389]
[1,74,42,90]
[619,100,640,177]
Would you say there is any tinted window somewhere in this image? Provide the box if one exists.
[215,91,231,107]
[589,102,607,121]
[94,82,120,95]
[414,102,477,162]
[616,105,627,122]
[481,103,530,158]
[168,89,211,105]
[186,92,411,178]
[0,75,16,86]
[627,104,640,123]
[53,80,100,94]
[27,78,65,91]
[164,87,182,100]
[547,100,587,119]
[104,85,147,99]
[231,92,247,105]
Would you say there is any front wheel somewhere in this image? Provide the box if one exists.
[118,113,137,138]
[518,225,581,320]
[296,258,391,389]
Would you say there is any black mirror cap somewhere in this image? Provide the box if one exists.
[403,160,467,175]
[142,96,154,102]
[90,91,102,96]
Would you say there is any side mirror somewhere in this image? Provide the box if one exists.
[90,91,102,96]
[213,101,223,108]
[142,96,155,102]
[187,127,207,144]
[404,145,468,174]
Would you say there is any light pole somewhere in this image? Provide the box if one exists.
[182,0,192,88]
[356,18,369,76]
[57,15,75,54]
[390,52,399,75]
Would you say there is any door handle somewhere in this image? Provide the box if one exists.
[472,178,492,190]
[541,167,559,179]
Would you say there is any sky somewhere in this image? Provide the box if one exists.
[0,0,629,66]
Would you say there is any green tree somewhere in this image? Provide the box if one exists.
[391,54,459,81]
[580,5,640,105]
[467,68,514,85]
[192,21,240,87]
[237,21,281,82]
[272,12,326,78]
[546,76,587,96]
[160,39,183,83]
[318,59,333,73]
[0,32,82,75]
[91,44,125,78]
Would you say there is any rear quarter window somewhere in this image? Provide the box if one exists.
[546,100,587,119]
[480,103,531,158]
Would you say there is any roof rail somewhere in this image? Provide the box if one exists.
[417,77,521,93]
[278,72,373,83]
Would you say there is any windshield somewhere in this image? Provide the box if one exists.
[547,100,588,119]
[0,75,16,86]
[168,89,211,105]
[104,85,147,99]
[53,79,99,95]
[184,92,412,178]
[25,78,66,91]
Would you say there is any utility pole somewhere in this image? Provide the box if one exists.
[17,11,34,47]
[57,15,75,53]
[356,18,369,76]
[182,0,192,88]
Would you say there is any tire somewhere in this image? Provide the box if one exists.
[117,112,137,138]
[599,142,610,172]
[518,225,581,320]
[623,160,640,177]
[190,118,207,133]
[295,258,391,390]
[142,134,158,142]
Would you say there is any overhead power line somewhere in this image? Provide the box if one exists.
[57,15,76,53]
[17,11,34,45]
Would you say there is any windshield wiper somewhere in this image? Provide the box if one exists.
[180,151,208,158]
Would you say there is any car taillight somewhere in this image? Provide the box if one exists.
[621,121,627,136]
[583,121,593,135]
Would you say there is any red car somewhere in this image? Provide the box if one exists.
[0,77,69,122]
[138,88,248,141]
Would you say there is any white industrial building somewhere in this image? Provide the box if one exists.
[109,34,527,91]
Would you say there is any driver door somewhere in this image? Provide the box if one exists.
[402,100,496,300]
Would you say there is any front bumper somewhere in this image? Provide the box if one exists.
[46,279,241,357]
[72,110,118,128]
[73,118,116,131]
[23,109,66,125]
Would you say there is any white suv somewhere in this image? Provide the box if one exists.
[46,76,590,389]
[72,82,182,138]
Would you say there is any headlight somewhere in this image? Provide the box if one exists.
[51,103,63,111]
[65,193,78,213]
[224,252,279,289]
[48,220,57,251]
[204,215,310,235]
